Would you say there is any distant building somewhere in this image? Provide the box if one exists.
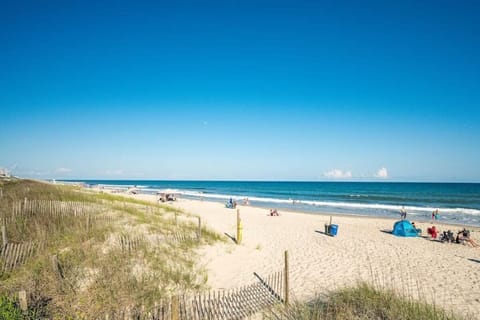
[0,168,10,177]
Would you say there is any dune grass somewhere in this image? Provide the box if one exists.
[265,282,463,320]
[0,179,221,318]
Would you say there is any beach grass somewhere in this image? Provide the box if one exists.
[265,282,463,320]
[0,179,221,318]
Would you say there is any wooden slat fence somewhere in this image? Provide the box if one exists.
[0,241,38,274]
[116,231,203,253]
[101,271,284,320]
[163,232,199,244]
[117,234,145,252]
[1,200,105,225]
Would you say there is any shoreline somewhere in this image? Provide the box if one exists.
[69,179,480,228]
[124,188,480,230]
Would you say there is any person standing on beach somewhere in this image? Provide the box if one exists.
[400,206,407,220]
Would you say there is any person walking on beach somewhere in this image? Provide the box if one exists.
[400,206,407,220]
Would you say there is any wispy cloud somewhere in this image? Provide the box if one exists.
[324,169,352,179]
[374,167,388,178]
[56,167,72,173]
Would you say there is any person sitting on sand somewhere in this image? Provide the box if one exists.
[269,209,279,216]
[411,222,422,235]
[456,229,479,247]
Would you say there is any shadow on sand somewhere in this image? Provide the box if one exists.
[224,232,237,244]
[315,230,333,237]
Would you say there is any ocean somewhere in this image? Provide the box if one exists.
[63,180,480,226]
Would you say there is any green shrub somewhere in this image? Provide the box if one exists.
[0,295,23,320]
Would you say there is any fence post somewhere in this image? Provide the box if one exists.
[86,214,90,233]
[197,217,202,241]
[1,224,7,247]
[51,255,63,279]
[284,250,289,306]
[171,296,179,320]
[236,209,242,244]
[18,290,27,312]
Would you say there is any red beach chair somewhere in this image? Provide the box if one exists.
[427,226,438,239]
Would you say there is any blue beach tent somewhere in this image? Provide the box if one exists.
[392,220,418,237]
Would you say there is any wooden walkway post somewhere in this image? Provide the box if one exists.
[1,224,7,247]
[284,250,289,306]
[236,209,242,244]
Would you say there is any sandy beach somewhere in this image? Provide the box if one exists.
[123,193,480,318]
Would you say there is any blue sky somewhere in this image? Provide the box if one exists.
[1,0,479,182]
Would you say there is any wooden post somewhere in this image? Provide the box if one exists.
[236,209,242,244]
[18,290,27,312]
[284,250,289,306]
[24,197,27,208]
[1,224,7,247]
[197,217,202,240]
[329,216,332,226]
[171,296,179,320]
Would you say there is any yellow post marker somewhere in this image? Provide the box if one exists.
[284,250,289,306]
[236,208,242,244]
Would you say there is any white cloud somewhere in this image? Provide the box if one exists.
[324,169,352,179]
[56,167,72,173]
[375,167,388,178]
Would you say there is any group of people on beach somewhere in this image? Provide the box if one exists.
[269,209,279,216]
[226,198,237,209]
[226,197,250,208]
[428,226,479,247]
[399,207,440,221]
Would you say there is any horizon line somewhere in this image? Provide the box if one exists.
[53,178,480,184]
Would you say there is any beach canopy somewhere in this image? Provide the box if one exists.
[392,220,418,237]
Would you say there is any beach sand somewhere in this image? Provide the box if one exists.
[127,193,480,318]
